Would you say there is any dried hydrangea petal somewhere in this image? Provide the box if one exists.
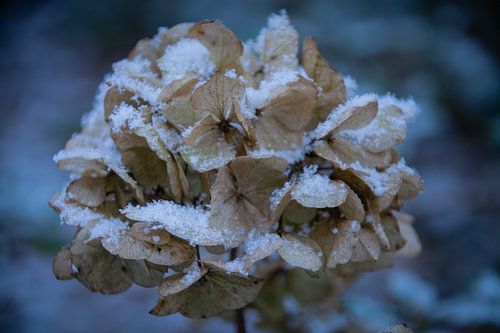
[158,264,208,297]
[393,211,421,257]
[188,20,243,71]
[253,77,316,151]
[277,234,323,271]
[301,36,346,118]
[291,167,348,208]
[209,157,288,241]
[351,228,381,262]
[151,264,263,318]
[67,176,106,208]
[258,11,299,75]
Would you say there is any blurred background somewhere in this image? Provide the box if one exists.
[1,0,499,332]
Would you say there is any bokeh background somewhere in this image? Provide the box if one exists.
[1,0,499,332]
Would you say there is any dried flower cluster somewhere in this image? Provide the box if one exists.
[51,12,423,322]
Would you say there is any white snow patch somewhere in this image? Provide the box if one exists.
[159,39,215,84]
[122,200,232,246]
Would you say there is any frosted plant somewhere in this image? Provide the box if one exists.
[50,11,422,331]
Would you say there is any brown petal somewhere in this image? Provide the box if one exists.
[128,38,161,73]
[254,77,316,150]
[351,228,381,262]
[277,234,323,271]
[361,104,407,153]
[301,37,346,115]
[312,99,378,140]
[332,135,393,169]
[53,247,73,280]
[154,23,194,54]
[292,175,348,208]
[121,146,168,191]
[130,222,171,245]
[260,13,299,75]
[150,266,263,318]
[182,116,236,172]
[158,265,208,296]
[104,86,137,121]
[67,176,106,208]
[338,184,365,221]
[328,220,361,268]
[69,225,134,294]
[126,260,165,288]
[191,73,244,121]
[392,211,421,257]
[102,230,194,266]
[188,20,243,71]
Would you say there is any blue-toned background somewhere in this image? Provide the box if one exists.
[1,1,499,332]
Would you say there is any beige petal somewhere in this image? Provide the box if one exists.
[150,265,263,318]
[158,264,208,296]
[102,230,194,266]
[104,86,137,121]
[393,211,421,257]
[154,23,194,54]
[260,12,299,75]
[53,247,73,280]
[282,201,317,225]
[380,214,406,251]
[191,73,244,121]
[130,222,171,245]
[210,157,288,237]
[328,220,361,268]
[338,184,365,221]
[311,98,378,140]
[292,174,348,208]
[351,228,381,262]
[129,38,160,66]
[121,146,168,191]
[69,225,134,294]
[301,37,346,115]
[361,104,407,153]
[216,232,282,274]
[333,134,393,169]
[277,234,323,271]
[67,176,106,208]
[188,21,243,71]
[126,260,165,288]
[398,169,424,200]
[254,77,316,150]
[182,116,236,172]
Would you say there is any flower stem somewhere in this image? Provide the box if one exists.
[230,248,246,333]
[235,308,246,333]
